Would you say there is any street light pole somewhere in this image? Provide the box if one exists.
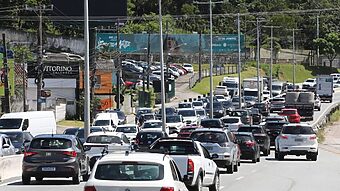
[159,0,166,133]
[84,0,91,139]
[316,15,320,66]
[293,28,296,87]
[256,18,261,103]
[237,13,242,109]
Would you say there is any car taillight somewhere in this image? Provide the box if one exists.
[160,187,174,191]
[310,135,317,140]
[24,151,38,157]
[280,135,288,139]
[135,138,140,145]
[63,151,77,157]
[245,140,256,147]
[84,186,96,191]
[187,159,194,174]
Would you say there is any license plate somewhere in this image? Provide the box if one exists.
[42,167,56,172]
[295,138,304,142]
[45,152,52,156]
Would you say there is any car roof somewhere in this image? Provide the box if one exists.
[99,152,171,164]
[144,119,162,123]
[234,132,253,136]
[138,129,164,133]
[88,132,124,137]
[117,124,138,128]
[34,134,76,139]
[192,128,227,133]
[240,125,261,128]
[220,116,241,120]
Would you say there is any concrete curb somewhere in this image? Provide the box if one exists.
[0,155,23,182]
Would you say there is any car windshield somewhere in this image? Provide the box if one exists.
[282,126,315,134]
[0,118,22,129]
[178,103,192,108]
[201,120,221,128]
[216,86,226,90]
[86,135,122,144]
[223,82,238,88]
[238,127,262,134]
[63,128,79,135]
[137,132,162,144]
[143,114,155,121]
[95,163,164,181]
[196,110,206,116]
[222,118,239,124]
[165,108,176,115]
[4,132,23,143]
[180,128,196,133]
[30,138,72,149]
[143,122,162,128]
[230,111,247,117]
[183,64,191,67]
[166,116,181,123]
[265,117,285,122]
[77,128,102,138]
[206,102,223,109]
[116,126,137,133]
[193,102,203,106]
[282,110,296,115]
[306,79,315,83]
[116,111,125,119]
[221,101,233,107]
[151,141,199,155]
[265,123,287,129]
[93,120,110,126]
[244,96,256,101]
[232,98,241,102]
[137,109,152,115]
[191,132,227,143]
[272,85,282,90]
[178,110,195,117]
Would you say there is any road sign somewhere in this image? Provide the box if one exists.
[201,34,245,53]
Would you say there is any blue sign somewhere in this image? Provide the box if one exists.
[96,33,244,54]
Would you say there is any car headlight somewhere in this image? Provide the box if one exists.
[219,110,223,113]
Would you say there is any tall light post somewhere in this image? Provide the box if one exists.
[159,0,166,133]
[316,14,320,66]
[84,0,91,139]
[194,0,224,118]
[237,13,242,109]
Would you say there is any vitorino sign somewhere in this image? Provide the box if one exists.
[27,61,80,79]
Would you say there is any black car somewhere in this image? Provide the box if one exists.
[135,130,168,149]
[135,108,153,124]
[249,108,262,125]
[200,119,224,129]
[238,125,271,156]
[264,121,289,146]
[4,131,33,154]
[253,102,269,116]
[22,134,89,185]
[63,127,80,135]
[205,101,226,118]
[221,100,235,115]
[234,132,260,163]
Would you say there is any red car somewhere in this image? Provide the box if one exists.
[279,108,301,123]
[177,126,198,138]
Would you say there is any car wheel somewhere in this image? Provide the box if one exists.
[35,177,43,181]
[257,155,260,162]
[72,168,81,184]
[278,152,284,160]
[190,176,203,191]
[318,107,321,111]
[309,153,318,161]
[265,148,270,156]
[22,175,30,185]
[238,161,241,166]
[275,151,279,159]
[209,173,220,191]
[226,163,234,174]
[82,161,90,181]
[234,163,238,172]
[252,158,257,163]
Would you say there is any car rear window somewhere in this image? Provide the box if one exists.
[200,120,221,128]
[265,123,287,129]
[222,118,239,124]
[86,135,122,144]
[151,141,199,155]
[282,126,315,134]
[180,128,196,133]
[282,110,296,115]
[191,132,227,143]
[95,163,164,181]
[30,138,72,149]
[137,132,162,143]
[238,127,262,134]
[93,120,110,126]
[116,127,137,133]
[235,134,253,142]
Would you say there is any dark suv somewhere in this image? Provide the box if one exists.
[22,134,89,185]
[264,121,289,146]
[238,125,271,156]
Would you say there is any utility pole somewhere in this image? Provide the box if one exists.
[198,31,202,82]
[83,0,90,139]
[316,14,320,66]
[116,19,121,110]
[254,18,266,103]
[194,0,225,118]
[263,25,280,98]
[288,28,302,88]
[2,34,10,113]
[237,13,242,109]
[159,0,167,133]
[147,32,151,90]
[25,4,53,111]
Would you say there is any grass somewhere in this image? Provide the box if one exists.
[317,109,340,143]
[57,120,84,127]
[191,66,265,95]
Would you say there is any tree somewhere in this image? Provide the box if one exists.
[314,32,340,68]
[262,36,282,64]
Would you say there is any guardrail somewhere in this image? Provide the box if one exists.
[312,102,340,131]
[0,154,23,182]
[189,65,237,89]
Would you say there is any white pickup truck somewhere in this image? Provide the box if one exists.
[150,138,220,191]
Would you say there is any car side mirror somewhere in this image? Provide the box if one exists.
[3,144,10,149]
[22,119,29,131]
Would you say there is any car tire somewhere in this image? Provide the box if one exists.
[82,161,90,181]
[72,168,81,184]
[22,175,30,185]
[252,158,257,163]
[308,153,318,161]
[190,176,203,191]
[257,156,260,162]
[275,151,279,159]
[318,107,321,111]
[234,163,238,172]
[209,172,220,191]
[35,177,43,181]
[238,161,241,166]
[278,152,284,160]
[226,163,234,174]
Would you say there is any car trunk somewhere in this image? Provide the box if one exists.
[25,149,75,163]
[92,180,165,191]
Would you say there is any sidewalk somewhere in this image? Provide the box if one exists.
[319,121,340,155]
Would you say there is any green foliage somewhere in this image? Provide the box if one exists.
[314,32,340,68]
[11,45,34,63]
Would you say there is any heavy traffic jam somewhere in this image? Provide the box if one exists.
[0,70,337,191]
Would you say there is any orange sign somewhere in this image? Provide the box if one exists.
[98,98,112,111]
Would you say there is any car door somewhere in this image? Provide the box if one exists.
[75,138,87,172]
[199,144,215,185]
[226,132,237,163]
[170,160,188,191]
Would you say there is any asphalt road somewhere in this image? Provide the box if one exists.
[1,87,340,191]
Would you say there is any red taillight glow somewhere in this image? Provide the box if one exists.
[281,135,288,139]
[310,135,317,140]
[84,186,97,191]
[24,151,38,157]
[187,159,194,174]
[160,187,174,191]
[245,140,256,147]
[63,151,77,157]
[135,138,140,145]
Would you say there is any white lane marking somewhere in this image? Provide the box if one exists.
[220,186,225,189]
[235,176,244,181]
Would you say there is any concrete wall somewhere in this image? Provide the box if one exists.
[0,155,23,182]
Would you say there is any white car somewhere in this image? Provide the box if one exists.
[177,108,200,126]
[85,152,189,191]
[115,124,139,141]
[183,63,194,73]
[220,116,242,132]
[214,86,229,96]
[150,138,220,191]
[275,124,318,161]
[192,100,204,109]
[166,115,185,133]
[83,132,131,169]
[263,90,270,100]
[302,78,316,89]
[141,120,169,135]
[215,95,228,102]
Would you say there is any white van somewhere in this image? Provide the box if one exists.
[92,113,119,131]
[0,111,56,136]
